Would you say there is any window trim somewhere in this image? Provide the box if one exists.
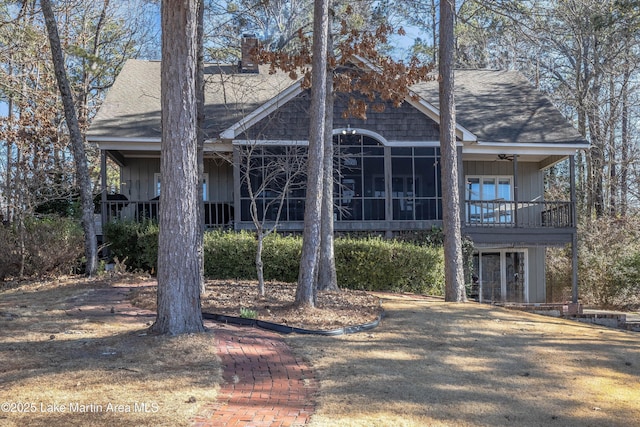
[154,173,209,201]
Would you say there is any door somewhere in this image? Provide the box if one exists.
[473,250,528,303]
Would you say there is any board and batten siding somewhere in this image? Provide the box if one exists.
[527,246,546,303]
[463,160,544,201]
[120,157,233,202]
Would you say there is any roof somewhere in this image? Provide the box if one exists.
[88,59,296,140]
[88,59,587,147]
[412,69,586,145]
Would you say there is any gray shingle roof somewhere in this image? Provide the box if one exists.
[88,60,586,146]
[412,69,586,144]
[88,59,296,140]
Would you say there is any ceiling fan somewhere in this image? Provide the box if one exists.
[497,154,515,161]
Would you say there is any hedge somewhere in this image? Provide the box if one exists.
[103,223,445,295]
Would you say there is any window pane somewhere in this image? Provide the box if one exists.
[240,199,258,221]
[363,157,384,197]
[288,199,305,221]
[414,147,435,156]
[467,177,480,200]
[364,199,385,220]
[414,157,437,197]
[415,198,438,220]
[482,178,496,200]
[391,147,412,156]
[498,178,512,200]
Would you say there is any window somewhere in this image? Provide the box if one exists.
[154,173,209,201]
[390,147,441,220]
[237,134,443,224]
[334,134,385,221]
[466,176,513,224]
[334,135,441,221]
[238,146,307,222]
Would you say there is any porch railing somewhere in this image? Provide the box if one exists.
[99,200,234,229]
[464,200,574,228]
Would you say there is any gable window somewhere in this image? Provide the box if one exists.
[466,176,513,224]
[154,173,209,201]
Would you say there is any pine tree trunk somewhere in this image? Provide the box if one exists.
[152,0,204,335]
[295,0,330,308]
[318,27,338,293]
[196,0,206,294]
[439,0,466,302]
[41,0,97,276]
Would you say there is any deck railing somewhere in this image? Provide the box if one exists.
[99,200,234,229]
[465,200,574,228]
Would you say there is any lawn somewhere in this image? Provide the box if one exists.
[288,293,640,427]
[1,276,638,427]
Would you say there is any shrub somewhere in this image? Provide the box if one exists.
[334,236,444,294]
[576,216,640,308]
[204,230,257,279]
[103,220,158,272]
[612,251,640,310]
[0,225,20,280]
[105,226,445,295]
[0,215,84,279]
[261,233,301,282]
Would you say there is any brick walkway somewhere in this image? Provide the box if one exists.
[192,323,317,427]
[64,282,318,427]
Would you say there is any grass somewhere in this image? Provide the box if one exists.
[0,276,221,427]
[286,294,640,427]
[1,276,639,426]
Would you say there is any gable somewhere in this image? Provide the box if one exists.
[235,89,443,143]
[88,59,297,142]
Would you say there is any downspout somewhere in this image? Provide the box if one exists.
[457,145,464,227]
[513,154,518,227]
[100,149,107,236]
[570,154,578,304]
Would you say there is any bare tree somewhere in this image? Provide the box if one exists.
[152,0,204,335]
[238,143,307,297]
[439,0,466,302]
[41,0,98,276]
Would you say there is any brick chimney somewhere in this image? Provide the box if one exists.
[239,34,259,74]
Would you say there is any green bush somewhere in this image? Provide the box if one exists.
[105,226,445,295]
[0,215,84,280]
[334,236,444,294]
[261,233,301,282]
[103,220,159,271]
[204,230,257,279]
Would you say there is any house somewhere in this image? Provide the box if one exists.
[87,38,588,304]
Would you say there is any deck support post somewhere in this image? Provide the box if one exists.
[570,154,578,304]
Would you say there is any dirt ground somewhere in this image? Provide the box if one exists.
[131,280,382,330]
[1,276,639,426]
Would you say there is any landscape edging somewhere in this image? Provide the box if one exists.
[201,311,384,336]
